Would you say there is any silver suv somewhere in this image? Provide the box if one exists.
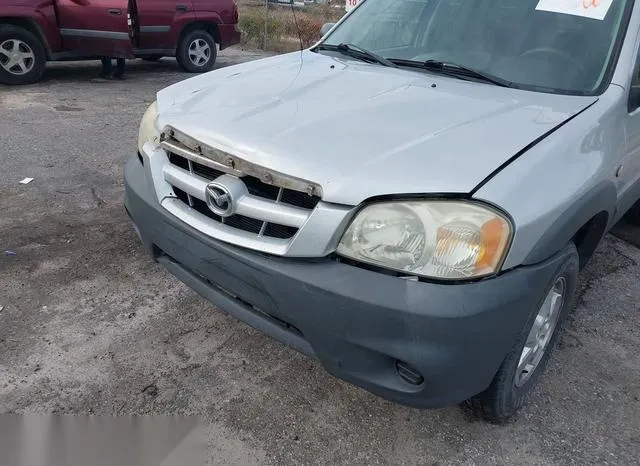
[125,0,640,422]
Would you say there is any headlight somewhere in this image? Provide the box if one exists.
[137,100,160,153]
[336,200,512,280]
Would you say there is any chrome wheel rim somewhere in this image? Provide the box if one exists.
[0,39,35,75]
[188,39,211,67]
[515,277,566,388]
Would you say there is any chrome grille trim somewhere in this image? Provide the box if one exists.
[162,163,208,198]
[160,126,323,197]
[162,198,292,255]
[141,140,354,257]
[186,158,194,208]
[161,139,244,177]
[162,164,310,228]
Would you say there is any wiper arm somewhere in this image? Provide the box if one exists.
[315,43,397,68]
[424,60,512,87]
[390,58,512,88]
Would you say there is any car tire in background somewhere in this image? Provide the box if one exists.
[176,29,217,73]
[0,25,47,85]
[623,199,640,226]
[465,242,580,424]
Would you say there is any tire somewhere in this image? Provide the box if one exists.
[142,55,163,62]
[0,25,47,85]
[623,199,640,226]
[465,243,580,424]
[176,29,217,73]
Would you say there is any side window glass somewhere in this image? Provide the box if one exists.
[629,48,640,113]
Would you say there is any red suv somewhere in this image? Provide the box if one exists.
[0,0,241,85]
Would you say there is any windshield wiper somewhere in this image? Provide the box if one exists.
[390,58,512,88]
[314,43,397,68]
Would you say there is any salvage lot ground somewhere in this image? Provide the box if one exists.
[1,50,639,465]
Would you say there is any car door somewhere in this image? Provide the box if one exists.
[136,0,194,51]
[620,43,640,222]
[55,0,137,58]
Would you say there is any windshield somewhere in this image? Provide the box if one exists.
[319,0,633,95]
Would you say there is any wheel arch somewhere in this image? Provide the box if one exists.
[0,17,51,58]
[178,20,220,47]
[522,180,617,269]
[570,211,610,269]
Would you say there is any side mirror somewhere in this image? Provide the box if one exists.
[320,23,335,37]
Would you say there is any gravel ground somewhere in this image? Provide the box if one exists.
[0,49,639,465]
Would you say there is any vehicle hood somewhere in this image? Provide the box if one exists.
[156,51,597,205]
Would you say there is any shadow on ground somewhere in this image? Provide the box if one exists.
[40,59,185,83]
[611,220,640,248]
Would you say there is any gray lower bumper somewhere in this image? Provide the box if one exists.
[124,154,565,408]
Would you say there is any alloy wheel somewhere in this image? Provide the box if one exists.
[188,39,211,67]
[515,277,566,387]
[0,39,35,75]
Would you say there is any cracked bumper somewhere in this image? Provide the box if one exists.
[124,153,564,408]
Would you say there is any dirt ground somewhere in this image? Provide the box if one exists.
[1,49,639,465]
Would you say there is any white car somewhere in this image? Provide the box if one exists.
[126,0,640,422]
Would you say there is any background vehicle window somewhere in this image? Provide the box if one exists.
[629,48,640,113]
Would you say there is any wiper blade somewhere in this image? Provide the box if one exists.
[424,60,512,87]
[315,43,397,68]
[390,58,512,88]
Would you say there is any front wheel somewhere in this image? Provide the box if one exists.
[0,25,47,85]
[176,29,217,73]
[465,243,579,423]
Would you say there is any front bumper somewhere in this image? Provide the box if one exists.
[124,154,564,408]
[218,24,242,50]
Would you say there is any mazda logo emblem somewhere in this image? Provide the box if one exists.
[205,182,234,217]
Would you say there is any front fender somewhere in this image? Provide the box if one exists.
[473,85,625,270]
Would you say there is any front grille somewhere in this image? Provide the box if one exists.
[168,153,321,210]
[167,152,319,240]
[173,185,296,237]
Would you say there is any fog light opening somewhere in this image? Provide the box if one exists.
[395,360,424,386]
